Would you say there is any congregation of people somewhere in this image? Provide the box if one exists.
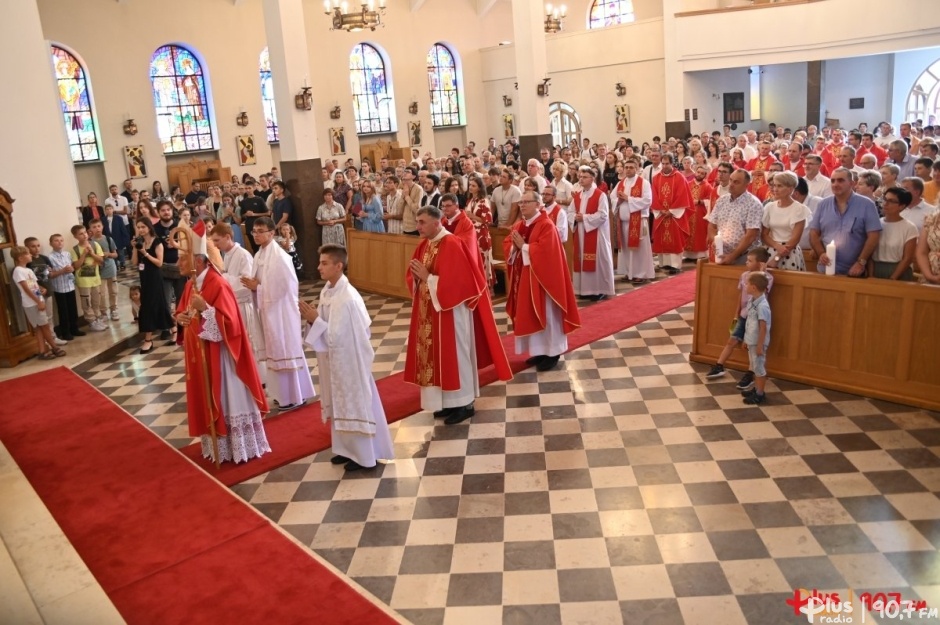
[17,115,940,471]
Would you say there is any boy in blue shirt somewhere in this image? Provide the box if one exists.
[742,272,771,405]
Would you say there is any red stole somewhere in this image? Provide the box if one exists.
[571,187,601,272]
[626,177,645,248]
[177,268,269,439]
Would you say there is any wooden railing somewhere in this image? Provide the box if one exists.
[691,260,940,412]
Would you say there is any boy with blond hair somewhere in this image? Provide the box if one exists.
[12,246,65,360]
[69,224,106,332]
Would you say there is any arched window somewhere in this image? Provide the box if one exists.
[588,0,635,29]
[427,43,461,128]
[906,58,940,123]
[549,102,582,149]
[349,43,394,135]
[50,45,100,162]
[150,44,215,153]
[259,48,279,143]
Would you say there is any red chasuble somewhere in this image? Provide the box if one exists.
[177,268,269,438]
[745,155,777,172]
[503,212,580,338]
[686,180,713,254]
[781,155,806,177]
[571,187,602,272]
[651,171,693,254]
[821,142,843,174]
[404,233,512,392]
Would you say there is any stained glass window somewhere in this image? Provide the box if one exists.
[349,43,394,135]
[259,48,279,143]
[588,0,635,29]
[149,45,215,153]
[427,44,461,128]
[51,46,100,162]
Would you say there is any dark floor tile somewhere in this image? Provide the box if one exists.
[908,428,940,447]
[648,507,702,534]
[911,519,940,548]
[468,409,506,425]
[621,347,652,358]
[505,491,551,516]
[679,396,721,412]
[552,511,604,539]
[253,502,288,523]
[696,424,743,442]
[507,395,540,409]
[315,547,356,574]
[504,540,557,571]
[574,390,610,405]
[541,405,578,420]
[322,499,373,523]
[569,369,601,381]
[827,433,881,452]
[538,381,573,394]
[263,463,309,483]
[358,520,411,547]
[619,599,683,625]
[399,544,454,575]
[774,420,821,437]
[504,605,562,625]
[869,399,913,414]
[851,415,901,432]
[557,568,618,602]
[888,448,940,470]
[466,437,506,456]
[748,438,797,458]
[231,483,260,501]
[652,413,694,428]
[838,496,905,522]
[633,463,682,486]
[773,476,832,500]
[544,433,584,452]
[505,452,547,472]
[718,458,769,481]
[375,476,421,499]
[743,501,804,528]
[667,443,713,463]
[666,562,733,596]
[547,468,593,490]
[586,448,629,468]
[606,535,663,567]
[603,377,639,391]
[684,481,738,506]
[707,529,770,561]
[455,517,504,544]
[446,572,503,606]
[610,401,650,416]
[639,386,677,401]
[802,453,860,475]
[595,486,645,511]
[621,429,664,447]
[353,576,396,605]
[422,456,466,476]
[412,495,461,520]
[776,556,847,590]
[462,473,505,495]
[505,421,543,437]
[799,403,845,418]
[579,416,619,432]
[865,470,929,494]
[631,364,666,377]
[725,407,770,424]
[281,523,318,547]
[736,593,802,625]
[809,524,879,555]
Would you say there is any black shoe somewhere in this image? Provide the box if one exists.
[631,278,648,285]
[743,392,766,405]
[667,267,680,275]
[595,294,608,301]
[60,335,74,342]
[444,403,475,425]
[736,372,755,391]
[526,355,546,366]
[159,330,171,340]
[344,460,373,472]
[741,388,758,397]
[72,330,86,337]
[277,402,302,413]
[330,455,350,465]
[705,364,726,379]
[433,407,455,418]
[536,355,561,372]
[140,340,155,354]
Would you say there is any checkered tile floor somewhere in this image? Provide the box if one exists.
[75,272,940,625]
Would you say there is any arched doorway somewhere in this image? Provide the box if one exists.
[906,58,940,123]
[549,101,581,148]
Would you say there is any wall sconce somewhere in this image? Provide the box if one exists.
[537,78,551,97]
[295,87,313,111]
[122,118,138,136]
[329,105,341,119]
[409,101,418,115]
[502,95,512,107]
[236,111,249,127]
[615,83,626,97]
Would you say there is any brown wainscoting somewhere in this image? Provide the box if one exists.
[690,260,940,411]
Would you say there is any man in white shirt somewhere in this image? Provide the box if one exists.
[525,159,547,192]
[889,140,916,180]
[900,177,937,233]
[744,131,759,161]
[492,169,522,227]
[804,155,832,199]
[643,148,663,182]
[540,185,568,243]
[841,147,867,175]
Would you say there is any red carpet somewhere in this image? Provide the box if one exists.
[0,368,397,625]
[182,270,697,486]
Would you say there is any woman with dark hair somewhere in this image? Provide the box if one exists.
[131,218,173,353]
[443,157,457,177]
[674,140,689,162]
[442,176,465,208]
[602,152,620,192]
[151,181,167,202]
[465,175,494,285]
[873,187,918,281]
[706,141,722,168]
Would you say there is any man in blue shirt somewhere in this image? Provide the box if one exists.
[808,168,881,276]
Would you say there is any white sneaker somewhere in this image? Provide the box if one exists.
[98,316,109,324]
[54,337,68,346]
[89,320,107,332]
[110,310,120,321]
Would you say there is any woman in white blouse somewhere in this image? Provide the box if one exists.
[871,187,918,281]
[551,160,573,208]
[761,171,811,271]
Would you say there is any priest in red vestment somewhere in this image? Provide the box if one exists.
[404,205,512,425]
[504,189,580,372]
[746,140,777,173]
[176,221,270,465]
[651,154,693,274]
[684,164,714,260]
[821,129,846,174]
[781,142,806,177]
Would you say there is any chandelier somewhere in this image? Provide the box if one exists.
[324,0,386,32]
[544,3,566,33]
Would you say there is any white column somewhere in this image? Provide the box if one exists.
[262,0,321,162]
[662,0,686,124]
[510,0,551,137]
[0,0,81,247]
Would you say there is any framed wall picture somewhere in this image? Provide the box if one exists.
[615,104,631,134]
[236,135,256,166]
[123,145,148,179]
[330,127,346,156]
[503,114,515,138]
[408,121,421,147]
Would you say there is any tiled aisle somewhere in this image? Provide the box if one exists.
[71,277,940,625]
